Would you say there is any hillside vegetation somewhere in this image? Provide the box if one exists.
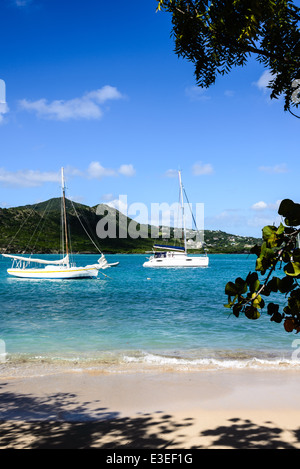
[0,198,261,254]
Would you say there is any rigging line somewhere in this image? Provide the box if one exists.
[170,186,182,247]
[77,208,97,245]
[183,187,198,231]
[4,201,46,253]
[24,198,54,254]
[27,210,50,255]
[183,187,207,254]
[64,201,73,263]
[70,198,103,254]
[98,270,113,279]
[177,186,181,244]
[60,196,64,259]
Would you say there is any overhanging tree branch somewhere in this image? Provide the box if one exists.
[157,0,300,115]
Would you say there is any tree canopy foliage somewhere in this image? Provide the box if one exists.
[157,0,300,115]
[224,199,300,333]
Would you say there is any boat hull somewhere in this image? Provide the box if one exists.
[143,256,209,268]
[7,266,99,279]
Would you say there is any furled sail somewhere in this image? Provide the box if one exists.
[153,244,185,252]
[2,254,69,265]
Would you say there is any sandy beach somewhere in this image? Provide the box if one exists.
[1,367,300,449]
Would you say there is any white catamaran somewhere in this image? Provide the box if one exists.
[2,168,112,279]
[143,170,209,268]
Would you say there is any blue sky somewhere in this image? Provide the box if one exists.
[0,0,299,238]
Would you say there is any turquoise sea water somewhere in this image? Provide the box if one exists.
[0,253,299,374]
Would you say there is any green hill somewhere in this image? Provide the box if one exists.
[0,198,261,254]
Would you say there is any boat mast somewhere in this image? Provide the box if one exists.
[61,167,69,262]
[178,170,187,253]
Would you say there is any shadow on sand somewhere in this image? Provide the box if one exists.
[0,384,300,449]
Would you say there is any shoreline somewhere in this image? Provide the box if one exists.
[1,351,300,379]
[1,368,300,448]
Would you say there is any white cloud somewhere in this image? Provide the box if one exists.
[18,85,124,121]
[253,70,276,92]
[106,196,128,216]
[87,161,117,179]
[251,201,268,211]
[0,168,60,187]
[251,200,281,211]
[248,214,281,229]
[259,164,288,174]
[86,86,123,103]
[0,161,136,188]
[185,86,210,101]
[192,161,214,175]
[118,164,136,177]
[87,161,136,179]
[164,169,178,178]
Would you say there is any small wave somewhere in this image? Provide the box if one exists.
[1,349,300,378]
[123,351,300,371]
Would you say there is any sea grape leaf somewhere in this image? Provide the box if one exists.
[262,226,277,242]
[245,306,260,320]
[267,302,283,323]
[234,277,247,294]
[278,275,295,293]
[251,293,264,310]
[267,302,279,316]
[284,318,295,333]
[225,281,238,296]
[224,198,300,333]
[278,199,296,218]
[292,249,300,263]
[278,199,300,226]
[250,244,261,257]
[276,223,285,236]
[225,277,247,296]
[246,272,260,293]
[284,262,300,278]
[267,276,280,292]
[232,304,242,318]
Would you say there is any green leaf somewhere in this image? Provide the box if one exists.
[284,262,300,278]
[250,244,261,257]
[246,271,260,293]
[267,302,283,323]
[267,302,279,316]
[278,275,295,293]
[278,199,295,217]
[224,294,238,308]
[262,226,277,241]
[292,249,300,263]
[245,306,260,320]
[252,294,264,310]
[234,277,247,294]
[267,276,280,292]
[276,223,285,235]
[232,304,242,318]
[282,251,291,263]
[225,278,247,296]
[225,281,238,296]
[278,199,300,226]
